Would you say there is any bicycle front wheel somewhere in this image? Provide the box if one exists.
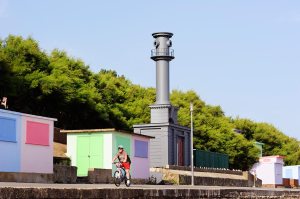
[114,171,121,187]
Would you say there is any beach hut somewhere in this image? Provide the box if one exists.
[251,156,284,188]
[283,165,300,187]
[62,129,152,179]
[0,109,56,173]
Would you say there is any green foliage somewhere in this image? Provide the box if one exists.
[170,90,259,170]
[0,35,299,170]
[233,118,300,165]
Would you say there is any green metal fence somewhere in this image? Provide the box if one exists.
[193,149,229,169]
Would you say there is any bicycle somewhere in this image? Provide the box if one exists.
[113,162,131,187]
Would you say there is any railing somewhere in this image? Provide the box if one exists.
[194,149,229,169]
[151,48,174,57]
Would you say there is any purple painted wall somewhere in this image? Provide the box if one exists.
[131,135,150,179]
[21,116,54,173]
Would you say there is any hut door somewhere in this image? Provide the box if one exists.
[89,135,103,169]
[77,135,103,176]
[77,136,90,176]
[177,137,184,166]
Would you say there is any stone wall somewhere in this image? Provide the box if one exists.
[180,175,249,187]
[87,168,112,184]
[1,186,300,199]
[151,167,262,187]
[0,165,77,184]
[79,168,154,184]
[167,165,243,175]
[0,172,53,183]
[53,165,77,183]
[243,171,262,187]
[180,173,262,187]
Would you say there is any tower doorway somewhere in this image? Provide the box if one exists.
[177,136,184,166]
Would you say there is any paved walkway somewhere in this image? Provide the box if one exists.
[0,182,299,191]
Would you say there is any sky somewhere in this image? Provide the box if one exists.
[0,1,299,139]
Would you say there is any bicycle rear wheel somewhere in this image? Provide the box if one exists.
[125,174,131,187]
[114,171,121,187]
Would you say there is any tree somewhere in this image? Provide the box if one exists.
[170,90,259,169]
[233,119,300,166]
[0,35,49,113]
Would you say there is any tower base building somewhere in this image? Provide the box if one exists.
[133,121,190,168]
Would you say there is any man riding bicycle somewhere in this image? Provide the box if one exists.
[112,145,131,184]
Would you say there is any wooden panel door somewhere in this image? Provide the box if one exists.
[77,136,90,176]
[77,135,104,176]
[89,135,103,169]
[177,137,184,166]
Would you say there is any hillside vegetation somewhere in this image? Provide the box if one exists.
[1,35,299,170]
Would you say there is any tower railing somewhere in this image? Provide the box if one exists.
[151,49,174,57]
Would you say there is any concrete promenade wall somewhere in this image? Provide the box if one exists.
[87,168,111,184]
[0,165,77,183]
[179,175,249,187]
[0,186,300,198]
[151,167,262,187]
[0,172,52,183]
[167,165,243,175]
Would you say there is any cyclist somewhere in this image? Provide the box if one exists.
[112,145,131,184]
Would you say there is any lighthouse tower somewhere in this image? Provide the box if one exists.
[149,32,178,124]
[133,32,191,168]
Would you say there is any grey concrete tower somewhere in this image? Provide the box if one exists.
[151,32,174,105]
[133,32,191,168]
[150,32,178,124]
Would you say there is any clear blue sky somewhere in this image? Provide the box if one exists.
[1,1,299,139]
